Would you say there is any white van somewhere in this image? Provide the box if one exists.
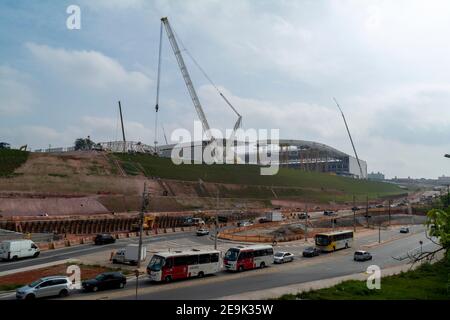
[0,240,40,261]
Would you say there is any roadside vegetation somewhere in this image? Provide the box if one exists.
[281,196,450,300]
[0,149,29,177]
[280,258,450,300]
[115,153,404,200]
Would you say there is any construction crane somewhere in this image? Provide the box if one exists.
[160,17,213,141]
[333,97,365,179]
[156,17,242,153]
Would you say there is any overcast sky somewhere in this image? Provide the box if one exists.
[1,0,450,179]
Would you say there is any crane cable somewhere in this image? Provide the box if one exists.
[154,21,163,150]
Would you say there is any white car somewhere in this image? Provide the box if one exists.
[273,251,294,264]
[196,229,209,236]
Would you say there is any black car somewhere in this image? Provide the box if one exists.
[323,210,337,216]
[302,247,321,257]
[94,234,116,245]
[82,272,126,292]
[298,213,310,220]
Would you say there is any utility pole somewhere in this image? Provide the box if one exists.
[118,101,126,153]
[135,182,149,300]
[366,195,369,228]
[215,190,219,250]
[305,204,308,242]
[378,224,381,243]
[447,184,449,208]
[352,194,356,233]
[388,199,392,226]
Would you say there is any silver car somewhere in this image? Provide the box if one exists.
[16,276,73,300]
[273,251,294,264]
[353,250,372,262]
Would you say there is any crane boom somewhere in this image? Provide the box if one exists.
[333,97,364,179]
[160,17,213,141]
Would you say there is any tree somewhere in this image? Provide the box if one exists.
[74,137,94,151]
[426,208,450,253]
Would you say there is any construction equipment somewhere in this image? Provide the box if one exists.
[333,98,364,179]
[118,101,126,153]
[156,17,242,158]
[131,215,155,232]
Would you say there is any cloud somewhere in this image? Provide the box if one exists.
[25,43,152,92]
[0,66,36,116]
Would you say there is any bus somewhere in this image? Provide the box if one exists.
[146,249,221,282]
[315,230,354,252]
[223,245,273,272]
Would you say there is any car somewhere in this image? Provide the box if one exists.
[354,250,372,261]
[237,221,253,227]
[298,213,310,220]
[375,204,384,208]
[400,227,410,233]
[351,206,360,211]
[16,276,73,300]
[273,251,294,263]
[323,210,337,216]
[94,233,116,245]
[82,272,126,292]
[196,228,209,236]
[302,246,321,257]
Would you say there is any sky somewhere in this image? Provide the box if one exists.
[1,0,450,179]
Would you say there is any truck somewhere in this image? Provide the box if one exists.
[130,215,155,232]
[264,211,283,222]
[0,239,40,261]
[112,244,147,265]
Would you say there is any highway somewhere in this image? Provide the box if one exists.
[64,225,434,300]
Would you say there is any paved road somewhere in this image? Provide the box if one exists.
[0,231,212,273]
[64,225,434,300]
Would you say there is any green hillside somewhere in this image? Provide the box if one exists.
[114,153,403,198]
[0,149,29,176]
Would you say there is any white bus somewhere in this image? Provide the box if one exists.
[223,244,273,271]
[315,230,354,252]
[147,249,221,282]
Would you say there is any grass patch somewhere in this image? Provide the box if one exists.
[114,153,404,200]
[281,258,450,300]
[0,283,23,291]
[0,149,29,176]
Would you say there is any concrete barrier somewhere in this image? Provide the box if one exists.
[50,240,66,249]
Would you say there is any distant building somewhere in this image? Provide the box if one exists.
[438,175,450,184]
[368,171,385,181]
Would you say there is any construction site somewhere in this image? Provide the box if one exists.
[0,17,427,249]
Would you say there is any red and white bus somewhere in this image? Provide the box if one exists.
[223,245,273,272]
[147,249,221,282]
